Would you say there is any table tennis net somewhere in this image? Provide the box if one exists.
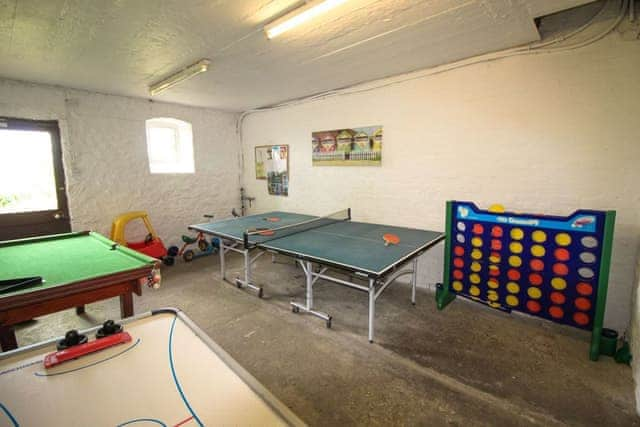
[243,209,351,248]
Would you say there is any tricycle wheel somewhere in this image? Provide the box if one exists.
[167,246,179,257]
[183,250,195,262]
[198,239,209,252]
[162,256,175,266]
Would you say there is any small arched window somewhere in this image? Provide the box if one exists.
[145,118,194,174]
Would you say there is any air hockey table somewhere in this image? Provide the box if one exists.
[0,308,304,426]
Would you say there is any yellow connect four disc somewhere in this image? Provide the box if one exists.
[505,295,519,307]
[488,204,505,213]
[530,245,546,257]
[509,242,523,254]
[555,233,572,246]
[506,282,520,294]
[508,255,522,267]
[551,277,567,290]
[532,230,547,243]
[452,281,464,292]
[527,287,542,299]
[510,228,524,240]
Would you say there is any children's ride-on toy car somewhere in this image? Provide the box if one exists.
[110,211,175,266]
[168,214,219,262]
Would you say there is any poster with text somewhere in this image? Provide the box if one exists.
[255,145,289,196]
[312,125,382,166]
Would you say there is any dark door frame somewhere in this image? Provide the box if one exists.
[0,117,71,239]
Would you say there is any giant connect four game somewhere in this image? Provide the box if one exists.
[436,201,616,361]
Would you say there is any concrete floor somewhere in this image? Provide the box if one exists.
[13,253,638,426]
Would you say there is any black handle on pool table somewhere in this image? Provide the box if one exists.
[0,277,43,293]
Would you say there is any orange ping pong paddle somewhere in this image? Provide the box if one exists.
[383,233,400,246]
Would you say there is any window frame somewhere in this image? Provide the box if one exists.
[145,118,195,174]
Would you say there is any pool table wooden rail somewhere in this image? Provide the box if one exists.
[0,266,150,352]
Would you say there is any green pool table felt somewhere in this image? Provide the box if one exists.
[0,231,157,298]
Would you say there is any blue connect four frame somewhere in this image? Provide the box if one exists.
[436,201,616,361]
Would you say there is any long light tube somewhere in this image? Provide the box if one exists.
[149,59,211,96]
[264,0,349,39]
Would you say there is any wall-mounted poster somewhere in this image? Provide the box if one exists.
[255,145,289,196]
[312,125,382,166]
[254,146,269,179]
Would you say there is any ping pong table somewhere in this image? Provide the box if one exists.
[189,209,444,342]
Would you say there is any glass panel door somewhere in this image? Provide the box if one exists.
[0,130,59,214]
[0,118,70,240]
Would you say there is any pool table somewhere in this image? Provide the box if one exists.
[0,231,160,352]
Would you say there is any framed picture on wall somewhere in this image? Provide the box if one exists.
[312,125,382,166]
[255,145,269,179]
[255,144,289,196]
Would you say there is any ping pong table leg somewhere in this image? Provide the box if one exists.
[290,261,331,327]
[368,278,375,343]
[243,248,251,290]
[411,258,418,305]
[306,261,313,310]
[234,249,264,298]
[219,239,227,281]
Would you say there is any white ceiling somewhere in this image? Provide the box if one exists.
[0,0,597,111]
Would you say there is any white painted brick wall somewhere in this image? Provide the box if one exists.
[0,79,241,248]
[240,33,640,333]
[632,259,640,413]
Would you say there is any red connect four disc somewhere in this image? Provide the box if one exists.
[472,224,484,235]
[507,269,521,281]
[573,312,590,326]
[530,259,544,272]
[529,273,543,286]
[526,300,541,313]
[575,297,592,311]
[549,306,564,319]
[550,292,566,305]
[554,248,570,261]
[552,263,569,276]
[576,282,593,296]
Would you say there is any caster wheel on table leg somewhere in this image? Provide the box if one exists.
[235,279,242,289]
[258,288,264,298]
[292,306,299,313]
[326,317,332,328]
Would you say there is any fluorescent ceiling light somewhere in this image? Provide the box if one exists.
[264,0,349,39]
[149,59,211,96]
